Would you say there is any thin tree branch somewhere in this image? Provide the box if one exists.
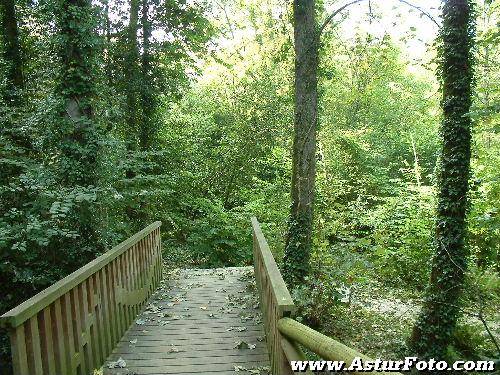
[319,0,440,37]
[319,0,365,35]
[397,0,440,28]
[398,0,441,27]
[478,307,500,355]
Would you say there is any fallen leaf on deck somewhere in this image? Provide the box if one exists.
[234,340,255,349]
[168,345,180,353]
[107,357,126,368]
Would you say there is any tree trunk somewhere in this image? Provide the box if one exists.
[139,0,153,151]
[58,0,96,116]
[55,0,102,262]
[410,0,475,362]
[0,0,23,102]
[283,0,318,287]
[57,0,99,180]
[125,0,141,152]
[103,0,112,82]
[0,0,31,150]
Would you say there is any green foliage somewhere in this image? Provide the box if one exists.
[0,0,499,371]
[451,322,498,360]
[368,184,435,288]
[312,33,441,293]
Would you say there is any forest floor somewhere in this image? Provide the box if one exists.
[324,280,500,369]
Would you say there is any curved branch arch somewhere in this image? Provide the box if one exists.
[319,0,440,36]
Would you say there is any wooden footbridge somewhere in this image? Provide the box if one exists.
[1,219,400,375]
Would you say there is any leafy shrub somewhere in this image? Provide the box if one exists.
[367,184,435,288]
[294,243,371,328]
[185,198,252,267]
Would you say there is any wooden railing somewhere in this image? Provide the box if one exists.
[0,221,163,375]
[251,217,402,375]
[251,217,301,375]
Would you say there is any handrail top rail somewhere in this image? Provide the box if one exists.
[0,221,162,329]
[251,217,295,314]
[278,317,403,375]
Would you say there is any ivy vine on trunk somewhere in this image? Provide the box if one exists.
[410,0,475,362]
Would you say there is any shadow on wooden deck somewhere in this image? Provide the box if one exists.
[104,267,270,375]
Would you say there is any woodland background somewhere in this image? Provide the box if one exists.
[0,0,498,372]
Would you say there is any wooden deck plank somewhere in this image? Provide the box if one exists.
[113,341,268,350]
[111,347,267,357]
[104,267,270,375]
[105,361,268,375]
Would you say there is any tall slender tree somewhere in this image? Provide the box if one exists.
[0,0,23,102]
[410,0,475,361]
[124,0,141,151]
[0,0,29,150]
[283,0,319,287]
[54,0,103,261]
[56,0,100,182]
[139,0,154,150]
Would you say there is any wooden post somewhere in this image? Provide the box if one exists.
[277,318,403,375]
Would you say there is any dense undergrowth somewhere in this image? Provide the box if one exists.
[1,0,499,372]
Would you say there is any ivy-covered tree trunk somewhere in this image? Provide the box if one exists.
[0,0,23,102]
[283,0,318,287]
[56,0,99,183]
[410,0,475,361]
[55,0,102,262]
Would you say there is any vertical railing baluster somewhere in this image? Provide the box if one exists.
[26,316,44,375]
[117,254,126,336]
[156,229,162,287]
[53,298,69,374]
[71,285,87,375]
[91,272,104,366]
[138,237,146,306]
[108,260,120,344]
[40,307,57,375]
[98,267,112,355]
[61,293,77,374]
[10,324,29,375]
[131,240,140,315]
[81,279,95,371]
[125,249,133,325]
[147,233,153,287]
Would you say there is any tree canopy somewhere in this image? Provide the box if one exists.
[0,0,498,373]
